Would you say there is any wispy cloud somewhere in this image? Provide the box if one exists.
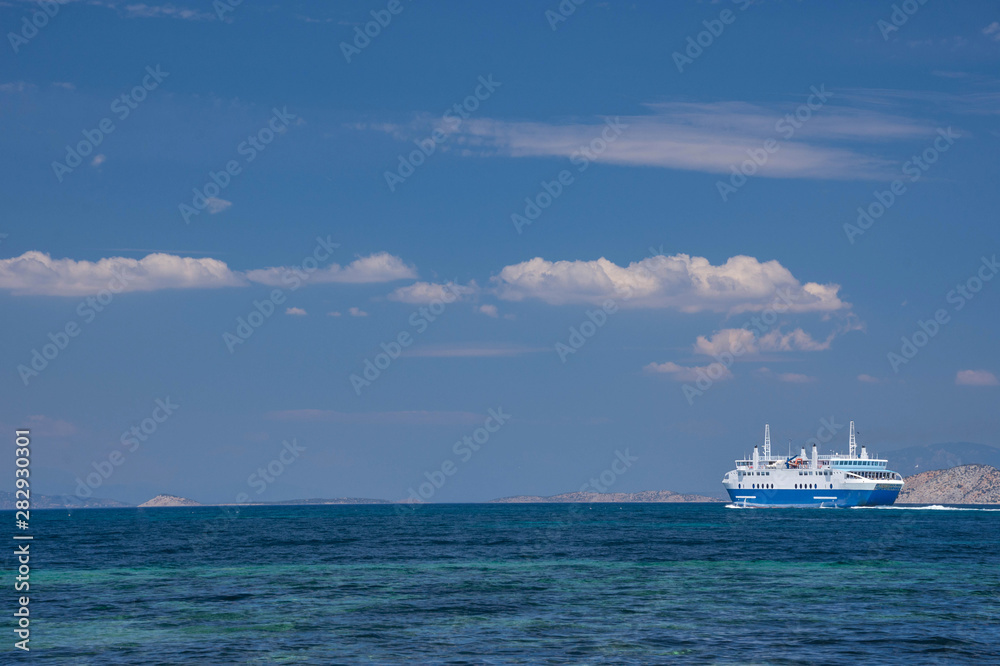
[205,197,231,214]
[955,369,999,386]
[404,344,545,358]
[388,280,479,304]
[285,307,307,316]
[370,98,934,180]
[265,409,486,425]
[644,361,733,382]
[348,306,368,317]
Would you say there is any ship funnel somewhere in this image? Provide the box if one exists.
[753,445,759,469]
[861,445,868,460]
[812,443,818,469]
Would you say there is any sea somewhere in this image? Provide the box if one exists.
[6,503,1000,664]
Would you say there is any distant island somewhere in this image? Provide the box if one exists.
[5,462,1000,509]
[138,494,202,508]
[897,464,1000,504]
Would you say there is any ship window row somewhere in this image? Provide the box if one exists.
[798,471,831,476]
[751,483,773,489]
[794,483,819,489]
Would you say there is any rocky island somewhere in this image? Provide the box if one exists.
[897,464,1000,504]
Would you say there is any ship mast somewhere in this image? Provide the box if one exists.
[763,423,771,460]
[849,420,857,458]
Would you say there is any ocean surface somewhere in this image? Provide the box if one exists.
[7,503,1000,664]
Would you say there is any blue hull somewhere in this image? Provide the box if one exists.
[726,487,900,508]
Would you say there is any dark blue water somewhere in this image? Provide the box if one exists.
[6,503,1000,664]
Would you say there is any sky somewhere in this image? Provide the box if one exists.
[1,0,998,504]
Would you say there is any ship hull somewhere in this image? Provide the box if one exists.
[726,486,901,508]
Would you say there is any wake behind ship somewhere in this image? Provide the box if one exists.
[723,422,903,508]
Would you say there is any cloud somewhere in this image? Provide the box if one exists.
[122,4,214,21]
[244,252,417,286]
[0,251,245,296]
[348,306,368,317]
[756,367,817,383]
[405,344,545,358]
[478,304,499,317]
[24,415,77,437]
[775,372,817,384]
[0,250,417,296]
[266,409,485,425]
[494,254,846,313]
[984,22,1000,41]
[388,280,479,304]
[955,369,999,386]
[644,361,733,382]
[205,197,231,214]
[0,82,33,94]
[327,311,342,317]
[285,307,307,316]
[857,374,881,384]
[91,154,106,167]
[52,82,76,90]
[376,100,934,180]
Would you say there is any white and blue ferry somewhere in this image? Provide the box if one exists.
[722,422,903,508]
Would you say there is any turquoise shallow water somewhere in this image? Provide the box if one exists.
[6,503,1000,664]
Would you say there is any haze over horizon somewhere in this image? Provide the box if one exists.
[2,0,999,505]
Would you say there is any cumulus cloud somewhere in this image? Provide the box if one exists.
[494,254,846,313]
[285,307,307,316]
[955,369,999,386]
[478,304,499,317]
[244,252,417,286]
[695,327,837,355]
[0,251,245,296]
[644,361,733,382]
[388,280,479,304]
[348,306,368,317]
[0,250,417,296]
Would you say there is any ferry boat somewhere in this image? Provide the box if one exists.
[722,422,903,508]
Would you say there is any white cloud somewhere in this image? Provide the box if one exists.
[285,307,307,316]
[122,4,214,21]
[327,311,342,317]
[266,409,485,425]
[494,254,846,313]
[775,372,816,384]
[91,154,106,167]
[644,361,733,382]
[984,22,1000,41]
[694,326,841,356]
[205,197,231,214]
[478,304,499,317]
[388,280,479,304]
[406,344,544,358]
[244,252,417,286]
[379,101,933,180]
[955,369,999,386]
[0,251,245,296]
[857,374,881,384]
[52,82,76,91]
[0,250,417,296]
[348,306,368,317]
[0,82,33,94]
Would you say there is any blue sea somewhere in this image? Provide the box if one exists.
[7,503,1000,664]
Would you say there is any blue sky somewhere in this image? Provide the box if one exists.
[1,0,998,503]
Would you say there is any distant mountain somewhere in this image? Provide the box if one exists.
[492,490,721,503]
[898,464,1000,504]
[0,492,131,509]
[138,494,202,507]
[882,442,1000,477]
[268,497,391,505]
